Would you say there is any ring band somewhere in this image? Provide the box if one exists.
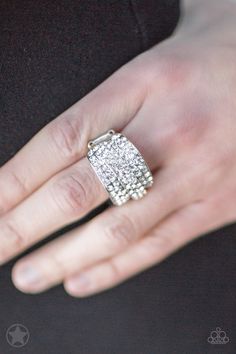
[87,129,153,206]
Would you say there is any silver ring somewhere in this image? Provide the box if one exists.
[87,129,153,206]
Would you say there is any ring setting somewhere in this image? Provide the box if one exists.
[87,130,153,206]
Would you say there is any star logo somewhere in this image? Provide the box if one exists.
[6,323,30,348]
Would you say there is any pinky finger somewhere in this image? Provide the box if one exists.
[64,198,223,297]
[64,197,234,297]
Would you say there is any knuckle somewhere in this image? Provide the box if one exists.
[0,169,30,214]
[142,230,173,259]
[50,170,93,217]
[6,168,28,198]
[161,117,189,148]
[1,218,26,251]
[150,57,207,152]
[158,104,210,152]
[103,213,137,251]
[200,143,235,192]
[109,259,123,280]
[156,48,198,88]
[48,112,87,161]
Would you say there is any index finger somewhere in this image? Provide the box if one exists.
[0,59,149,214]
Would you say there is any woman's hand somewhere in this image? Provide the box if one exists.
[1,0,236,297]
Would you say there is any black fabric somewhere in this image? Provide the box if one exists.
[0,1,235,353]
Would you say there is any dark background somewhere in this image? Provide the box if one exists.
[0,1,235,353]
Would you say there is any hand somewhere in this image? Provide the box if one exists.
[1,0,236,297]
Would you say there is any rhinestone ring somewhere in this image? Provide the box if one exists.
[87,130,153,206]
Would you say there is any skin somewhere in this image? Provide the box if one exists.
[1,0,236,297]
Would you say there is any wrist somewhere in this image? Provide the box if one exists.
[183,0,236,11]
[179,0,236,38]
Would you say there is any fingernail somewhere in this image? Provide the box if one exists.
[66,273,91,293]
[14,265,42,290]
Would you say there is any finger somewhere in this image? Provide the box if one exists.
[11,165,197,293]
[63,198,232,297]
[0,157,108,264]
[0,57,149,214]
